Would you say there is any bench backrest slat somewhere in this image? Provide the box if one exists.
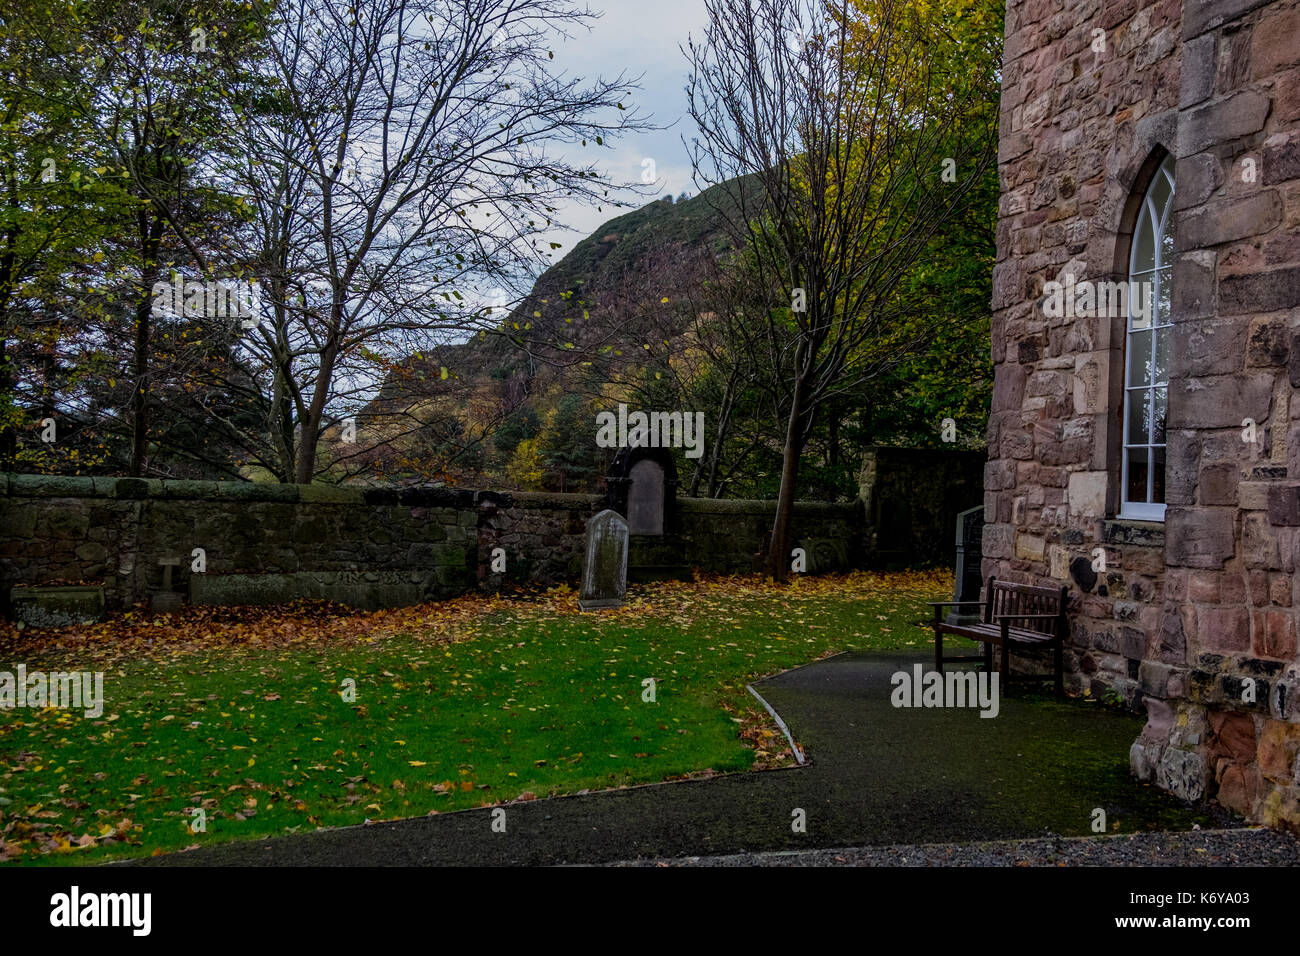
[982,576,1067,635]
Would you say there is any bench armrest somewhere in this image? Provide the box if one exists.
[926,601,986,608]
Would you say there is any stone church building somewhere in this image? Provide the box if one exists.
[986,0,1300,829]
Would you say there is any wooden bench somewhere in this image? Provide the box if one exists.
[927,576,1068,695]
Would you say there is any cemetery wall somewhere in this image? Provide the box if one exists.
[0,474,861,612]
[858,447,986,568]
[677,497,865,573]
[990,0,1300,829]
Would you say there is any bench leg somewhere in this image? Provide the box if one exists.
[1054,640,1064,697]
[983,641,992,673]
[999,641,1010,686]
[934,629,943,673]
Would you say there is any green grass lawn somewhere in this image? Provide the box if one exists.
[0,571,953,864]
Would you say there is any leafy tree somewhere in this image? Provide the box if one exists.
[538,394,600,492]
[685,0,1000,577]
[505,436,544,490]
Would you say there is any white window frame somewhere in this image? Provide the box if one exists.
[1120,155,1174,522]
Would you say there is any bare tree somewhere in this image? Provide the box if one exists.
[685,0,998,578]
[228,0,650,483]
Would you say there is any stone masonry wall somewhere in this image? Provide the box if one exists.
[859,447,986,568]
[677,497,867,573]
[0,474,863,612]
[991,0,1300,830]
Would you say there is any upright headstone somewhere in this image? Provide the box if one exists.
[627,458,665,535]
[949,505,985,624]
[579,509,629,611]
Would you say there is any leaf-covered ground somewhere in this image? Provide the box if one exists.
[0,570,954,864]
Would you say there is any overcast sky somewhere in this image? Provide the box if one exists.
[529,0,713,264]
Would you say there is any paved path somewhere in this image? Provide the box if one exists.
[610,829,1300,866]
[135,651,1242,866]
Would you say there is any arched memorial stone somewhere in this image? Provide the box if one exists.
[578,509,629,611]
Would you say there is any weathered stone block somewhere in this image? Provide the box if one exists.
[190,570,427,610]
[1199,462,1240,505]
[1210,709,1258,763]
[298,484,361,504]
[1156,746,1207,802]
[1252,3,1300,77]
[113,478,151,499]
[1257,719,1300,784]
[1254,608,1298,660]
[1239,481,1271,510]
[1015,532,1045,561]
[1189,571,1221,603]
[75,541,108,563]
[1220,266,1300,315]
[159,480,222,500]
[1199,605,1250,652]
[1179,34,1216,107]
[10,585,106,627]
[3,505,38,538]
[1168,374,1273,428]
[1067,471,1107,517]
[991,362,1027,412]
[1263,138,1300,186]
[1177,91,1271,155]
[1215,762,1264,815]
[1183,0,1270,39]
[1167,506,1236,568]
[1268,484,1300,526]
[1139,660,1174,697]
[10,475,97,498]
[47,509,91,539]
[1177,191,1281,250]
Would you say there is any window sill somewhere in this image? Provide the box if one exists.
[1103,517,1166,547]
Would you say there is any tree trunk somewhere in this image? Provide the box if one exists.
[0,333,12,469]
[129,264,157,476]
[129,210,165,477]
[268,285,297,482]
[828,406,840,467]
[271,363,295,481]
[696,369,736,498]
[293,344,337,484]
[764,367,810,581]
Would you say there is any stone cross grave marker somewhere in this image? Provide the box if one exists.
[579,509,629,611]
[152,556,185,614]
[627,458,665,535]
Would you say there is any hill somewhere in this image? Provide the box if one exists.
[345,180,755,485]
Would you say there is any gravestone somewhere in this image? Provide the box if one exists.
[151,556,185,614]
[604,446,678,536]
[10,585,106,628]
[579,509,629,611]
[948,505,985,624]
[191,569,432,610]
[627,458,665,535]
